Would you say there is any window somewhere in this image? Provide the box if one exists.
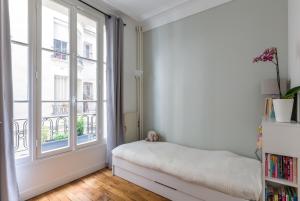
[9,0,30,159]
[83,82,94,100]
[54,75,69,101]
[83,82,93,113]
[40,0,71,154]
[9,0,105,159]
[84,42,93,59]
[54,75,69,116]
[76,13,98,145]
[53,39,67,60]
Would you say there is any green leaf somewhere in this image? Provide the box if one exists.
[283,86,300,99]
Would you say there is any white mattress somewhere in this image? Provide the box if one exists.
[112,141,262,201]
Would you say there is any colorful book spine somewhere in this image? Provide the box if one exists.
[265,154,297,183]
[266,156,269,177]
[293,158,297,183]
[264,98,276,120]
[266,186,298,201]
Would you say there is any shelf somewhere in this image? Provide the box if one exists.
[262,119,300,128]
[265,177,298,188]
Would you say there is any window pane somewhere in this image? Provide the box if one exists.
[11,44,28,101]
[77,102,97,144]
[11,43,29,159]
[42,0,69,52]
[77,14,97,60]
[41,0,70,154]
[41,102,70,152]
[42,50,70,101]
[77,59,97,101]
[9,0,28,43]
[14,102,29,158]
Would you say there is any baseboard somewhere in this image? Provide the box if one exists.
[20,162,106,200]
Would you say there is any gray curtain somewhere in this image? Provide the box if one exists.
[0,0,20,200]
[105,16,125,168]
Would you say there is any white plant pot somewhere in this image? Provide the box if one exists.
[273,99,294,122]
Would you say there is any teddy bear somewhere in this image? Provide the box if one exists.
[145,130,160,142]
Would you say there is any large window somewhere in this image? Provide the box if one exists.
[9,0,105,159]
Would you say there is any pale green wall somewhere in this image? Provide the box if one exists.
[143,0,288,158]
[288,0,300,87]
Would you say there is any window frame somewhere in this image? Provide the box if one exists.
[34,0,104,159]
[10,0,105,162]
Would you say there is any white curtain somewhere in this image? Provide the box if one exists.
[0,0,20,200]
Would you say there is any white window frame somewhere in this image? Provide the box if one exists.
[32,0,104,159]
[10,0,105,163]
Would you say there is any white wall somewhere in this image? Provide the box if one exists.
[288,0,300,87]
[17,144,106,200]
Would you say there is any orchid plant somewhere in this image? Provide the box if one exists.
[253,47,282,98]
[253,48,300,99]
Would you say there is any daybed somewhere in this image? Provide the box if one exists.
[112,141,262,201]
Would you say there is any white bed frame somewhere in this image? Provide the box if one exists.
[112,156,251,201]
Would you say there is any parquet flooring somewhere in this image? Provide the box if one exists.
[28,168,169,201]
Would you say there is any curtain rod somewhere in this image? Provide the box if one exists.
[78,0,126,26]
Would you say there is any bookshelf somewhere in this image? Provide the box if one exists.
[262,120,300,200]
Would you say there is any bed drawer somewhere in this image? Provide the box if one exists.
[113,156,248,201]
[114,166,203,201]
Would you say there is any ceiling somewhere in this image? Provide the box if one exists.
[102,0,189,22]
[97,0,233,31]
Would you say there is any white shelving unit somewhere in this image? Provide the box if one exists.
[262,120,300,200]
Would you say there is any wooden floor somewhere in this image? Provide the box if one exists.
[28,169,169,201]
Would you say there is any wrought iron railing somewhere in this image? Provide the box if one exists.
[13,119,28,153]
[13,113,96,153]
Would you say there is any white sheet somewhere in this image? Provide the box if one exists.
[112,141,262,201]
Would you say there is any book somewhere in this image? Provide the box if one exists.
[264,98,276,120]
[266,185,297,201]
[265,154,297,183]
[293,158,297,183]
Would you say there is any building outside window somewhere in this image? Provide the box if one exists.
[84,42,93,59]
[53,39,67,60]
[53,75,69,115]
[83,82,94,113]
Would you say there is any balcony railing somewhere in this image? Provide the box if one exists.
[13,113,96,156]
